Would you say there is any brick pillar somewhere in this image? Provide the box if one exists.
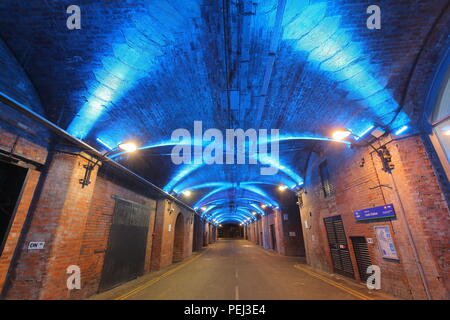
[261,214,269,249]
[150,199,169,271]
[4,148,99,299]
[274,209,286,255]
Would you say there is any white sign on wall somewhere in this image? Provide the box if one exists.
[289,232,296,237]
[374,226,399,260]
[28,242,45,250]
[283,214,288,221]
[168,224,172,232]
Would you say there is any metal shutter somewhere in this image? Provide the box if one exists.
[324,215,354,278]
[351,236,372,282]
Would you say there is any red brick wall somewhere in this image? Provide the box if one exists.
[248,208,305,257]
[301,135,449,299]
[3,151,99,300]
[2,150,195,299]
[150,200,194,271]
[70,174,157,299]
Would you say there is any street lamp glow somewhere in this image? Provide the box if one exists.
[332,129,352,141]
[118,142,137,153]
[182,190,192,197]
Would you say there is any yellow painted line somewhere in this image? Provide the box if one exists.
[293,264,374,300]
[115,249,209,300]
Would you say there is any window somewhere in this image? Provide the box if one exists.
[428,52,450,179]
[319,160,333,198]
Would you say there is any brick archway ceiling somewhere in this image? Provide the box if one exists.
[0,0,447,223]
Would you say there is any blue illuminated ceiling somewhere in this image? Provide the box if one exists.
[0,0,447,223]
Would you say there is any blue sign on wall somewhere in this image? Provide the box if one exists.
[354,204,396,221]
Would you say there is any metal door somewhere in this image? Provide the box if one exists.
[324,215,354,278]
[99,197,151,292]
[350,236,372,282]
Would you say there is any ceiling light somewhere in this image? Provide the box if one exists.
[252,211,256,216]
[355,125,375,140]
[201,206,207,211]
[182,190,192,197]
[332,129,352,141]
[118,142,137,153]
[96,138,113,150]
[394,126,409,136]
[444,129,450,136]
[261,204,267,209]
[278,185,288,191]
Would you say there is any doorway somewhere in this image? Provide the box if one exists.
[270,224,277,251]
[172,213,185,263]
[0,161,28,256]
[99,198,151,292]
[323,215,354,278]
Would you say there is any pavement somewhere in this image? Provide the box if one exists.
[90,239,395,300]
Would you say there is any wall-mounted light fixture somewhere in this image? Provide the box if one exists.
[80,141,138,188]
[182,190,192,197]
[332,129,352,141]
[330,128,394,173]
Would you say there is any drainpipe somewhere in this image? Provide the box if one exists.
[369,141,432,300]
[386,171,433,300]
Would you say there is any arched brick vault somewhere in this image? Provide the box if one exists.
[0,0,448,224]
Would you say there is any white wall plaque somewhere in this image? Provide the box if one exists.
[28,242,45,250]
